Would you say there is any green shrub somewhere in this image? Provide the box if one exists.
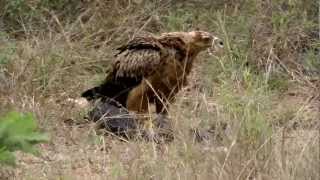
[0,111,48,166]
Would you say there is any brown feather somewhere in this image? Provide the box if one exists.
[82,31,221,120]
[112,36,165,80]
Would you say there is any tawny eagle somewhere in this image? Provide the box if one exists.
[82,31,223,115]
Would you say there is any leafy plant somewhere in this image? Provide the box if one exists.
[0,111,48,166]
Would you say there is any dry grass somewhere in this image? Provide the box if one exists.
[0,0,319,179]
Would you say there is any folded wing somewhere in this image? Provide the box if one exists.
[112,36,167,80]
[81,36,168,104]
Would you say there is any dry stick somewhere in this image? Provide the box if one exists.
[218,136,237,179]
[102,26,126,46]
[273,55,316,89]
[50,59,110,75]
[147,98,158,160]
[48,11,73,49]
[18,14,29,36]
[114,0,132,13]
[144,79,170,114]
[292,131,319,179]
[100,8,138,46]
[167,55,185,100]
[280,126,287,176]
[264,48,274,85]
[103,130,130,143]
[235,133,275,180]
[261,145,274,176]
[201,93,210,113]
[31,58,111,82]
[290,95,316,125]
[94,112,131,143]
[131,0,172,38]
[245,165,257,180]
[293,96,319,177]
[132,16,153,38]
[73,7,93,29]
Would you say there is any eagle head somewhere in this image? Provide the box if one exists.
[187,31,224,55]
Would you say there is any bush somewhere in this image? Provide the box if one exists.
[0,111,48,166]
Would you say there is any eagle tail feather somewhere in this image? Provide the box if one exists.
[81,80,135,106]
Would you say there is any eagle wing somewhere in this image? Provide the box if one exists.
[111,36,168,80]
[81,36,171,103]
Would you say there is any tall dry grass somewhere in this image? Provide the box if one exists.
[0,0,319,179]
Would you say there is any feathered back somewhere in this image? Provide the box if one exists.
[82,31,218,104]
[116,36,161,54]
[111,35,167,79]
